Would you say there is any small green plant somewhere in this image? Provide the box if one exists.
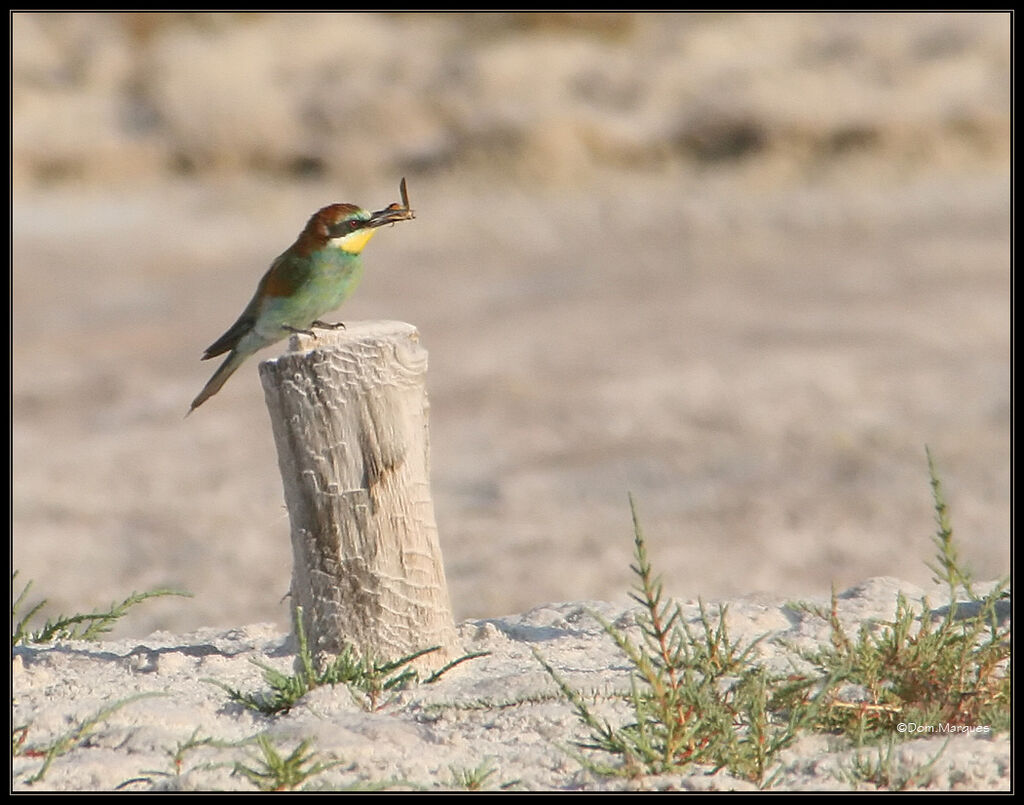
[159,729,222,777]
[11,724,30,757]
[925,446,976,601]
[541,450,1009,788]
[12,572,191,646]
[233,734,342,791]
[535,495,812,784]
[17,693,165,784]
[421,690,563,716]
[778,449,1010,741]
[208,606,486,715]
[778,582,1010,740]
[449,760,499,790]
[117,728,239,789]
[837,734,949,790]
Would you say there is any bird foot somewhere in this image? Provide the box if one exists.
[282,321,346,340]
[282,325,317,337]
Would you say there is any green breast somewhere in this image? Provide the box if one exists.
[259,250,364,336]
[301,248,364,314]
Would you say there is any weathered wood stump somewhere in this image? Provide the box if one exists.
[258,321,460,667]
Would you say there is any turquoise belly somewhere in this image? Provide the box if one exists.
[256,254,364,339]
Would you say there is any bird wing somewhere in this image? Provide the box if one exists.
[200,305,257,360]
[200,251,315,360]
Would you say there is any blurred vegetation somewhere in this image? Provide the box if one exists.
[12,12,1010,187]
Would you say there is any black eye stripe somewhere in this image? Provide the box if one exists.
[328,218,367,238]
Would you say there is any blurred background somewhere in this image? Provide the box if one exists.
[12,12,1009,637]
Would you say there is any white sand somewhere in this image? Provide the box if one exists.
[13,578,1009,791]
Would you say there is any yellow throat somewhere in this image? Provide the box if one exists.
[333,227,378,254]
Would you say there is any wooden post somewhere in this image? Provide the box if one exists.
[258,321,460,667]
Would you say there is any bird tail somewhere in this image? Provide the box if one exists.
[187,350,250,415]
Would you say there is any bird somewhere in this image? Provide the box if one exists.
[188,179,415,414]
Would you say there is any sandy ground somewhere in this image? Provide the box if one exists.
[11,11,1011,793]
[12,578,1010,792]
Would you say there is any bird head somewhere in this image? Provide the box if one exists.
[307,179,416,255]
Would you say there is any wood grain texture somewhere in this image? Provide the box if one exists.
[259,321,459,667]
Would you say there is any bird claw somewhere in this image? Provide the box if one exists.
[282,325,317,337]
[311,320,347,330]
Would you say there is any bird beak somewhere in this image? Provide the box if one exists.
[366,177,415,228]
[367,204,415,228]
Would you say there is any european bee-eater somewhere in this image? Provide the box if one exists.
[189,179,415,414]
